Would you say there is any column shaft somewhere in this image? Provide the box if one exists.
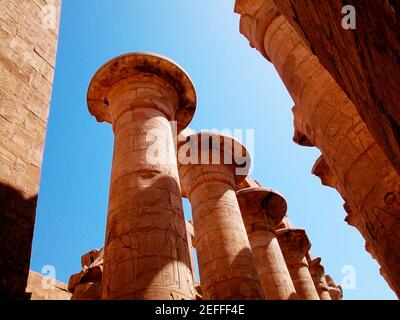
[181,164,263,300]
[247,215,296,299]
[104,106,193,299]
[277,229,320,300]
[237,188,297,300]
[309,259,332,300]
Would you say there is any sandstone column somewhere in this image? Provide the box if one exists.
[0,0,61,299]
[236,187,297,299]
[308,258,331,300]
[87,53,197,300]
[185,220,196,282]
[178,133,263,300]
[276,228,320,300]
[235,0,400,296]
[325,275,343,300]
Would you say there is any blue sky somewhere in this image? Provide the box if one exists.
[30,0,396,300]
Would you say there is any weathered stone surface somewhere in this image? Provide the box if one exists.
[68,248,103,300]
[235,0,400,297]
[272,0,400,176]
[87,53,196,300]
[185,220,196,282]
[72,282,101,301]
[178,133,263,300]
[236,176,262,190]
[237,187,297,300]
[26,271,71,300]
[276,228,320,300]
[81,248,103,269]
[0,0,60,299]
[308,258,331,300]
[325,275,343,300]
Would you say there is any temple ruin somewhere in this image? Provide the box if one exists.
[1,0,399,300]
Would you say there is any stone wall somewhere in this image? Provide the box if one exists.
[0,0,61,299]
[26,271,71,300]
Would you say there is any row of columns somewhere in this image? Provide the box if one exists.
[234,0,400,296]
[87,52,339,300]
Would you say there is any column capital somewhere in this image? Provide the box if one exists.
[276,227,311,255]
[87,52,197,132]
[178,132,251,197]
[309,257,325,279]
[236,187,287,225]
[235,0,281,60]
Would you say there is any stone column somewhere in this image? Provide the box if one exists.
[178,132,263,300]
[185,220,196,282]
[235,0,400,296]
[308,258,331,300]
[236,187,297,299]
[276,228,320,300]
[325,275,343,300]
[87,53,197,300]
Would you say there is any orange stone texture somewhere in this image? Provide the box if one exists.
[26,271,71,300]
[68,248,103,300]
[308,257,331,300]
[0,1,357,300]
[276,228,320,300]
[178,133,263,300]
[273,0,400,177]
[236,187,297,300]
[0,0,61,299]
[325,275,343,300]
[87,53,197,300]
[185,220,196,283]
[235,0,400,297]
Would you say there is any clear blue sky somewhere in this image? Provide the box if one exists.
[31,0,396,300]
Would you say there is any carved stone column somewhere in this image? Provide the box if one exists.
[308,258,331,300]
[325,275,343,300]
[235,0,400,296]
[237,187,297,299]
[178,132,263,300]
[185,220,196,282]
[276,228,320,300]
[87,53,196,300]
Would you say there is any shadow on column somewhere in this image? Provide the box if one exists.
[199,246,263,300]
[102,174,196,300]
[0,183,38,300]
